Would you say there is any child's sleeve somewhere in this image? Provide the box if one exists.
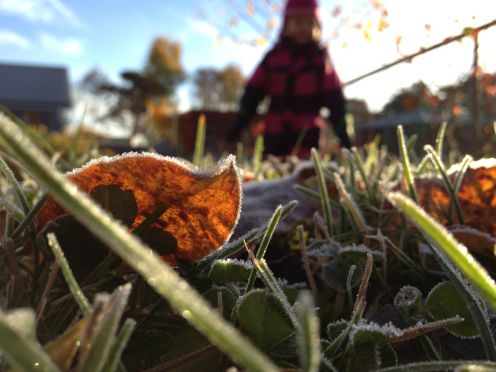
[322,54,352,148]
[227,59,268,141]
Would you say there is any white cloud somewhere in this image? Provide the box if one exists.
[0,29,31,48]
[191,20,218,38]
[39,33,84,56]
[0,0,84,28]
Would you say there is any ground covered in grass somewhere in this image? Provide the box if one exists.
[1,114,496,372]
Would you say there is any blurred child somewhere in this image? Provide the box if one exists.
[227,0,352,157]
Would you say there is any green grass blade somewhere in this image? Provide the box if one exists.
[343,149,356,190]
[251,257,297,324]
[0,112,278,372]
[193,114,206,167]
[453,155,473,196]
[416,154,431,175]
[311,148,333,237]
[324,253,373,358]
[435,121,447,159]
[424,145,464,224]
[430,241,496,360]
[397,125,418,202]
[103,318,136,372]
[0,104,60,160]
[253,135,264,180]
[0,155,30,214]
[389,192,496,312]
[132,204,169,236]
[296,291,321,372]
[47,233,91,315]
[333,172,368,233]
[11,193,48,239]
[245,205,283,294]
[0,309,60,372]
[351,147,375,203]
[293,184,321,199]
[77,285,131,372]
[199,200,298,269]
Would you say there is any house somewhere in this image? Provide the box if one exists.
[0,63,71,131]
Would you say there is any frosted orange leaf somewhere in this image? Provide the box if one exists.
[37,153,242,265]
[416,158,496,237]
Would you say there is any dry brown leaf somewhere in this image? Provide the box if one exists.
[449,225,496,258]
[416,158,496,237]
[37,153,242,265]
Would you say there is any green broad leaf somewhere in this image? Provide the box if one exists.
[90,184,138,227]
[281,283,306,305]
[393,285,423,319]
[159,326,222,372]
[350,324,395,346]
[426,281,479,337]
[269,335,299,360]
[209,259,252,283]
[235,289,296,352]
[306,240,339,258]
[346,342,380,372]
[326,320,348,341]
[139,227,178,256]
[321,254,365,293]
[378,344,397,368]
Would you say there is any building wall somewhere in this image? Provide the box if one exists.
[11,109,63,131]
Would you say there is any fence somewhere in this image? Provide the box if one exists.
[344,19,496,154]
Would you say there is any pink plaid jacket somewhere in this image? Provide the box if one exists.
[235,38,346,135]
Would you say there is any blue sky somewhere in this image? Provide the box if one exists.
[1,0,495,118]
[0,0,252,80]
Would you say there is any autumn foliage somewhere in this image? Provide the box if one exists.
[37,153,242,265]
[416,158,496,237]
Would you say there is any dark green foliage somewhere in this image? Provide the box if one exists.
[321,252,366,293]
[234,289,296,352]
[42,215,113,280]
[209,259,252,283]
[426,281,479,337]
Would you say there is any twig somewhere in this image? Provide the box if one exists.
[297,225,318,303]
[36,263,60,320]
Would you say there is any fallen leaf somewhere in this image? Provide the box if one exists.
[449,225,496,258]
[37,153,242,265]
[234,161,320,239]
[416,158,496,237]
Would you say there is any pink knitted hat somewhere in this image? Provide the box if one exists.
[284,0,320,19]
